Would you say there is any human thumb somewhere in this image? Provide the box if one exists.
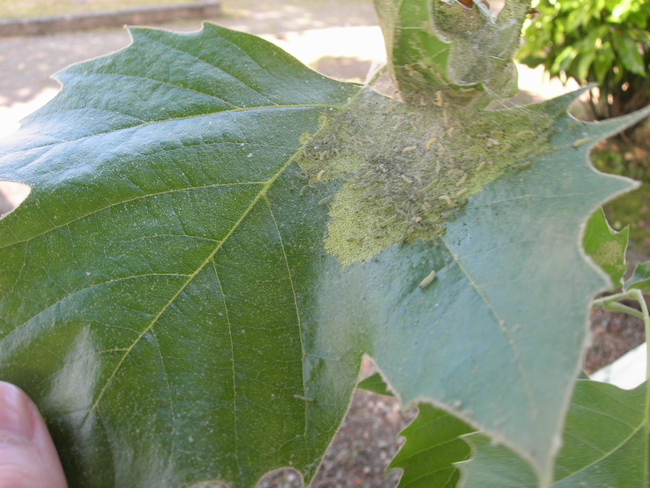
[0,382,67,488]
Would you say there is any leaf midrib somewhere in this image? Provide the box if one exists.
[554,420,645,483]
[440,234,542,446]
[0,181,264,250]
[82,138,306,425]
[0,104,331,161]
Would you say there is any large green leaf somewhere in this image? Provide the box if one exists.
[0,24,362,488]
[458,380,649,488]
[0,20,648,488]
[583,207,629,288]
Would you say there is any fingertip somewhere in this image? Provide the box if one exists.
[0,381,68,488]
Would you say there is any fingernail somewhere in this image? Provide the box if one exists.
[0,381,34,442]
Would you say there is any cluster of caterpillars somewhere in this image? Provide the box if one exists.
[297,90,555,265]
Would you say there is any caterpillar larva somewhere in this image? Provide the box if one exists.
[402,146,417,153]
[456,173,467,186]
[401,175,414,184]
[454,188,468,198]
[573,137,591,148]
[511,161,532,170]
[293,395,315,403]
[422,178,438,191]
[419,270,437,290]
[476,161,486,172]
[317,170,326,182]
[426,138,436,151]
[435,91,444,107]
[318,196,334,206]
[496,143,513,156]
[439,195,452,205]
[380,214,397,226]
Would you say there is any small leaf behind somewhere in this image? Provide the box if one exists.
[357,372,395,397]
[583,207,629,288]
[390,404,475,488]
[625,260,650,293]
[458,380,649,488]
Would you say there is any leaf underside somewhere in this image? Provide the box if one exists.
[0,22,648,488]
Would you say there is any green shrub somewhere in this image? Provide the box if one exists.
[518,0,650,122]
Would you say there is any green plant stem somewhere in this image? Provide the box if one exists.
[592,291,645,319]
[627,289,650,382]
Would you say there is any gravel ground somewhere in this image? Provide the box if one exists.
[259,388,415,488]
[585,308,646,374]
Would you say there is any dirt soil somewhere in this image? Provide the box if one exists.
[0,1,647,487]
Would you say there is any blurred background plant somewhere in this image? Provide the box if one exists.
[518,0,650,123]
[519,0,650,251]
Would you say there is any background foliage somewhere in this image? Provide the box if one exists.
[518,0,650,121]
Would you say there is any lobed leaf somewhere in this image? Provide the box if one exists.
[0,20,648,488]
[389,403,474,488]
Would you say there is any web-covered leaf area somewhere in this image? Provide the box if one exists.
[298,89,554,265]
[0,24,363,488]
[373,0,530,107]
